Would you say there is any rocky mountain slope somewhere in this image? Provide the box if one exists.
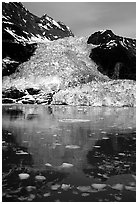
[2,2,74,76]
[87,30,136,80]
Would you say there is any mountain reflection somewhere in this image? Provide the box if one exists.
[2,105,135,171]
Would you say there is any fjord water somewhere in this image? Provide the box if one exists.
[2,105,136,202]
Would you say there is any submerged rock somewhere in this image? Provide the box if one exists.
[51,184,61,190]
[125,186,136,191]
[61,184,71,190]
[19,173,30,180]
[91,183,106,190]
[26,186,36,192]
[43,192,51,197]
[35,175,46,181]
[111,183,124,191]
[77,186,92,192]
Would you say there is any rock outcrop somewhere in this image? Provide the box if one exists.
[87,30,136,80]
[2,87,54,105]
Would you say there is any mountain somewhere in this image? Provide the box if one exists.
[2,2,73,42]
[87,30,136,80]
[2,3,136,107]
[2,2,74,76]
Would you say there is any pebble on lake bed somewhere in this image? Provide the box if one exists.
[125,186,136,191]
[118,153,125,156]
[81,193,90,197]
[77,186,91,192]
[114,195,122,201]
[27,194,35,201]
[35,175,46,181]
[26,186,36,192]
[19,173,30,180]
[111,183,123,191]
[51,184,60,190]
[61,184,71,190]
[43,192,51,197]
[91,183,107,190]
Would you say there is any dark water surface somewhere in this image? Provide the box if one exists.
[2,105,136,202]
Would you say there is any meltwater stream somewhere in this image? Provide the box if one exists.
[2,105,136,202]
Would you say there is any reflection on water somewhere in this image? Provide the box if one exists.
[2,105,136,202]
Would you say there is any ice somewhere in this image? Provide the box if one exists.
[65,145,80,149]
[59,119,90,123]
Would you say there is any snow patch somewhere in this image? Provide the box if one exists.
[46,15,53,22]
[3,21,13,25]
[106,40,117,47]
[23,30,28,34]
[38,23,49,30]
[5,27,28,43]
[30,35,50,43]
[52,19,61,29]
[22,19,26,23]
[3,57,17,64]
[99,30,107,34]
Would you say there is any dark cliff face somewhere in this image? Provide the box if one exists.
[2,2,74,77]
[87,30,136,80]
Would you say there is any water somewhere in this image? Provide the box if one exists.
[2,105,136,202]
